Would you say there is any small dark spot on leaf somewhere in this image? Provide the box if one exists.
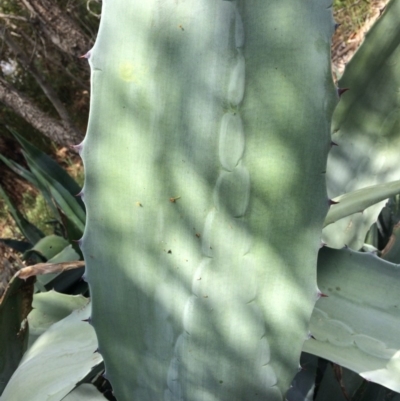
[168,250,172,254]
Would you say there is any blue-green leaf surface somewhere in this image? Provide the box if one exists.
[82,1,337,400]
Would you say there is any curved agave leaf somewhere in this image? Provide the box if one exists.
[324,180,400,228]
[28,290,88,347]
[23,235,70,262]
[0,299,102,401]
[304,247,400,393]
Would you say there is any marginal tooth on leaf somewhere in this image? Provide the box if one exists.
[320,241,327,248]
[337,87,349,97]
[76,190,85,203]
[82,317,92,324]
[328,199,339,206]
[79,50,91,59]
[70,143,83,153]
[102,371,108,380]
[74,238,83,247]
[334,23,341,31]
[330,141,338,147]
[317,289,329,299]
[307,332,316,340]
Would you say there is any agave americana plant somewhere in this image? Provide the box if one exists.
[2,0,400,400]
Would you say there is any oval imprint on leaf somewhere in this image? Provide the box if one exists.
[219,113,245,171]
[214,167,250,217]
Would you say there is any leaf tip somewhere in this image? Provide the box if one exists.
[79,50,91,59]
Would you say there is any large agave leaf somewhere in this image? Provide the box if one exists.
[303,247,400,393]
[323,0,400,249]
[81,0,337,400]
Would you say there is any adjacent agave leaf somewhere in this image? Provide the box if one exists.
[24,235,70,262]
[0,271,34,395]
[24,158,85,233]
[0,153,62,222]
[0,300,102,401]
[28,290,88,347]
[0,154,38,186]
[5,128,86,236]
[36,245,84,294]
[0,184,44,245]
[324,180,400,227]
[303,247,400,392]
[0,131,87,235]
[8,127,84,208]
[62,384,106,401]
[324,0,400,249]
